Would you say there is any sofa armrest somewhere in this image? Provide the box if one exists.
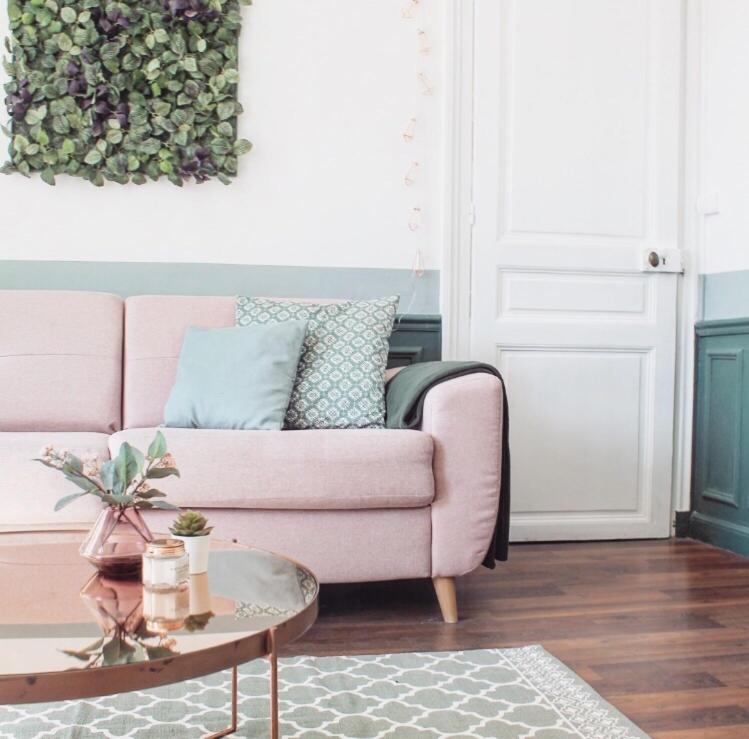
[422,373,504,577]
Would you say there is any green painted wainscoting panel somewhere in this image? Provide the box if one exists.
[387,315,442,368]
[690,318,749,554]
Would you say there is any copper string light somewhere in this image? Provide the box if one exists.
[417,29,431,55]
[417,72,434,96]
[412,248,425,277]
[404,161,419,187]
[401,0,420,20]
[402,0,431,290]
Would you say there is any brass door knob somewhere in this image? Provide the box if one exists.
[648,251,661,268]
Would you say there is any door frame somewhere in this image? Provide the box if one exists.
[439,0,701,530]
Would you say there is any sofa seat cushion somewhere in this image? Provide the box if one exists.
[0,432,109,527]
[110,428,435,510]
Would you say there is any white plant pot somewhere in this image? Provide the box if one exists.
[189,572,212,615]
[174,533,211,575]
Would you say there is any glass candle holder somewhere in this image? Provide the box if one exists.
[142,539,189,591]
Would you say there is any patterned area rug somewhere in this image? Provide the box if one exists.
[1,646,649,738]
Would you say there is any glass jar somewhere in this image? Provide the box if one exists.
[142,539,189,591]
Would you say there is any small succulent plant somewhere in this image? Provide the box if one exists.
[170,509,212,537]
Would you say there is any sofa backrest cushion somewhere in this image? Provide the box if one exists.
[0,290,123,432]
[124,295,342,429]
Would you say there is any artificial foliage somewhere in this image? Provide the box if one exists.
[2,0,252,186]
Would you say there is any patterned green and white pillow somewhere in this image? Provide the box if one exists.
[235,296,399,429]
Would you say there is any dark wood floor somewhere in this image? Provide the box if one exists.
[288,538,749,738]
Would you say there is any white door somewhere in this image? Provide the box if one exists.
[470,0,683,540]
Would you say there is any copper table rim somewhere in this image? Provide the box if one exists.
[0,535,320,706]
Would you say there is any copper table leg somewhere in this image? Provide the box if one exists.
[206,627,279,739]
[207,665,238,739]
[268,627,279,739]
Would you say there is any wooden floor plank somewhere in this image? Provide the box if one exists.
[289,539,749,736]
[652,728,749,739]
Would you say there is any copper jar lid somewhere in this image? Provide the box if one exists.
[145,539,186,558]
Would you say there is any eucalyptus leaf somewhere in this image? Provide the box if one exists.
[146,467,180,479]
[135,488,167,498]
[114,442,141,488]
[149,499,180,511]
[62,472,94,491]
[61,649,94,662]
[100,459,115,489]
[146,646,176,660]
[53,491,87,511]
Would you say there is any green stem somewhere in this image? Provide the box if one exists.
[128,457,157,499]
[67,467,109,496]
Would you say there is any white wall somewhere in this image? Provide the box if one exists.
[700,0,749,274]
[0,0,445,270]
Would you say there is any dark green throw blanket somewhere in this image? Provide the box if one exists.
[385,361,510,567]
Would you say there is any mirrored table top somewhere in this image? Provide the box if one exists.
[0,532,318,703]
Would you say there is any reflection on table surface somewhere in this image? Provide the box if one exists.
[0,535,317,676]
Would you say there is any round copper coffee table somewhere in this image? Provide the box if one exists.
[0,532,319,738]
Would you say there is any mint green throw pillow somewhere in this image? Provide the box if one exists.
[235,296,399,429]
[164,322,307,430]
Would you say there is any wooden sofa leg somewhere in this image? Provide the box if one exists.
[432,577,458,623]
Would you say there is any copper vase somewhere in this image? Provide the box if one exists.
[80,507,154,579]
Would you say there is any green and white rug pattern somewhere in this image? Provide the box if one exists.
[1,646,649,738]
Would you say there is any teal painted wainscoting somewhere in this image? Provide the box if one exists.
[0,260,440,315]
[0,259,442,366]
[690,318,749,554]
[388,315,442,368]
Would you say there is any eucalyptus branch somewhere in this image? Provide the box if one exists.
[66,466,109,496]
[38,431,179,514]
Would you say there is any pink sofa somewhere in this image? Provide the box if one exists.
[0,290,505,622]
